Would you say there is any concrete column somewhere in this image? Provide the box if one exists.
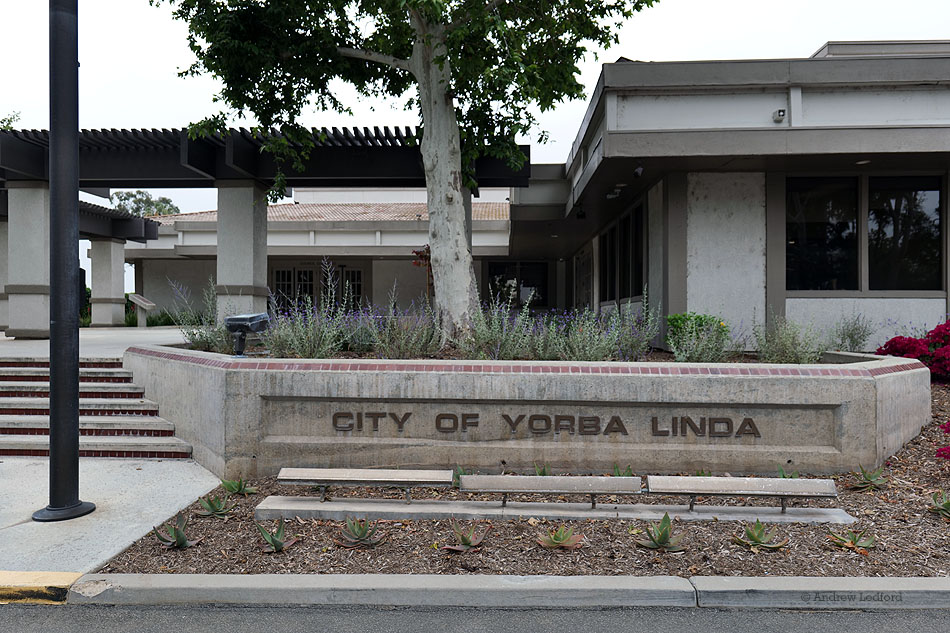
[6,184,50,339]
[0,221,8,332]
[215,182,268,319]
[89,238,127,326]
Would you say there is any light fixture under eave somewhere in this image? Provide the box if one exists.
[855,159,872,166]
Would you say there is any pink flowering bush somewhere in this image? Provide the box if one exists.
[875,336,931,360]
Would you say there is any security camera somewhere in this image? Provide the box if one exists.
[772,109,786,123]
[633,166,644,178]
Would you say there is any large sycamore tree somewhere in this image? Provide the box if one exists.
[155,0,656,339]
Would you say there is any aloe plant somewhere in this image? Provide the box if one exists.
[441,519,491,552]
[537,525,584,549]
[777,466,799,479]
[221,478,259,496]
[732,519,789,551]
[336,517,386,549]
[828,528,875,554]
[256,518,298,553]
[848,465,888,492]
[452,465,471,489]
[153,512,202,549]
[613,463,634,477]
[196,495,236,519]
[635,513,685,552]
[928,490,950,521]
[534,462,552,476]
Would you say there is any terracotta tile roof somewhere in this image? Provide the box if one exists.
[150,202,509,225]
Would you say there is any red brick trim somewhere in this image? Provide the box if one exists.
[125,346,928,378]
[0,449,190,458]
[0,428,174,437]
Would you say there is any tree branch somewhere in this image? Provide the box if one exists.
[337,47,410,72]
[446,0,510,33]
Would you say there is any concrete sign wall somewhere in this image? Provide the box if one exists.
[125,346,930,479]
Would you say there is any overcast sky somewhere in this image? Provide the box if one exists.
[4,0,950,214]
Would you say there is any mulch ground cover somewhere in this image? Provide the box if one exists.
[100,385,950,577]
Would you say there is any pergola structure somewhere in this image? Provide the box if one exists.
[0,127,530,337]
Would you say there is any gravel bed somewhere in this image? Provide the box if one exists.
[99,385,950,576]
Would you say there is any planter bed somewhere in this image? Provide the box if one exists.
[125,346,930,478]
[98,384,950,577]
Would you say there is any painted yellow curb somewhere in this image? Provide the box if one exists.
[0,571,82,604]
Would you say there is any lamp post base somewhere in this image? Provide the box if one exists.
[32,500,95,522]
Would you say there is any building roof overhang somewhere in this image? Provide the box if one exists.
[0,193,157,243]
[0,127,531,190]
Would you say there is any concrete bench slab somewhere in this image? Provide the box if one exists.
[277,467,454,503]
[646,475,837,512]
[460,475,642,509]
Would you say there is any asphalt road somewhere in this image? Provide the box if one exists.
[4,605,950,632]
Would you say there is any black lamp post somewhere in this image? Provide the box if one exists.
[33,0,95,522]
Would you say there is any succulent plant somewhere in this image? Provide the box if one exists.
[635,513,685,552]
[153,512,202,549]
[537,525,584,549]
[928,490,950,521]
[732,519,789,551]
[694,469,711,477]
[221,478,259,496]
[336,517,386,549]
[613,463,634,477]
[196,494,236,520]
[777,466,799,479]
[848,465,888,492]
[534,462,552,476]
[441,519,491,553]
[256,518,298,553]
[452,465,471,489]
[828,528,875,555]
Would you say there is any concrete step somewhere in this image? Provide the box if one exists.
[0,397,160,416]
[0,415,175,437]
[0,433,192,458]
[0,358,123,369]
[0,382,145,398]
[0,367,133,383]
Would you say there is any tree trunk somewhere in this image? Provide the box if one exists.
[409,12,479,342]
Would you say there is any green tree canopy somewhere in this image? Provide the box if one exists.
[0,112,19,131]
[154,0,657,338]
[111,190,180,217]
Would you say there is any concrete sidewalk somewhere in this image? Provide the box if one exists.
[0,327,184,358]
[0,457,218,574]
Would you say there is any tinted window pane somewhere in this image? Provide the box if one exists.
[619,215,632,299]
[599,228,617,301]
[487,262,517,299]
[519,263,549,307]
[632,205,644,296]
[786,178,858,290]
[869,177,942,291]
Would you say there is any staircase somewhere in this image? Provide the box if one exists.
[0,358,192,459]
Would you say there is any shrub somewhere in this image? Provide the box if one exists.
[147,310,177,327]
[169,278,232,354]
[666,312,722,345]
[613,288,661,361]
[667,317,731,362]
[369,290,440,359]
[831,313,875,352]
[461,289,534,360]
[753,316,828,364]
[876,336,930,360]
[555,308,617,362]
[926,322,950,349]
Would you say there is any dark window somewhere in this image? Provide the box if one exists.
[632,204,645,298]
[786,178,859,290]
[868,177,942,291]
[619,215,632,299]
[599,227,617,301]
[487,261,549,307]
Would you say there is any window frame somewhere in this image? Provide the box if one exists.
[596,199,648,307]
[784,171,948,299]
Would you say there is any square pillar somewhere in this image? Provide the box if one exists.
[215,181,268,320]
[89,238,127,326]
[6,184,50,339]
[0,220,8,332]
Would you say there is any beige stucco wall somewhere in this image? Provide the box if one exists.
[686,173,767,334]
[142,259,217,314]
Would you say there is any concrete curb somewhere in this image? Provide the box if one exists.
[66,574,950,609]
[0,571,82,604]
[691,576,950,610]
[67,574,696,607]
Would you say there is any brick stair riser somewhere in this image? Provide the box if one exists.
[0,407,160,416]
[0,427,174,437]
[0,375,132,383]
[0,390,145,399]
[0,449,191,458]
[0,361,123,369]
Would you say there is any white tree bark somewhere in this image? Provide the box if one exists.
[408,11,479,341]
